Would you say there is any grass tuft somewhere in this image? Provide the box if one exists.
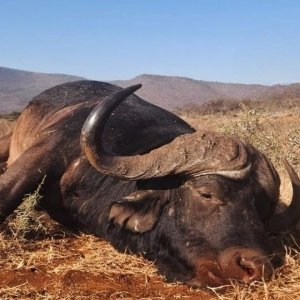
[6,176,48,240]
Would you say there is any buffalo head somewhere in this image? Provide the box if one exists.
[80,84,300,287]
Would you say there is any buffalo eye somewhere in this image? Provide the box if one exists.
[200,192,212,200]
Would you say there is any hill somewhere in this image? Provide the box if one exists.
[0,66,85,113]
[115,74,300,111]
[1,67,300,113]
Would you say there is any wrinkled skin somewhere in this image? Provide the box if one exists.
[0,81,296,287]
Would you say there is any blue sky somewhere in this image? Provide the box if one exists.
[0,1,299,84]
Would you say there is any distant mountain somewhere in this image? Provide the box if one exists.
[114,74,300,110]
[0,66,85,113]
[0,67,300,113]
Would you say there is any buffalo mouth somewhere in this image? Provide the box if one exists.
[187,259,225,287]
[187,247,277,288]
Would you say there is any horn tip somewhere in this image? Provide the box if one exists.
[133,83,142,90]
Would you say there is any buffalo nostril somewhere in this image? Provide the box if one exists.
[238,256,261,281]
[237,255,273,282]
[218,248,274,284]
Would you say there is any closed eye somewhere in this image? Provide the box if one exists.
[201,193,212,199]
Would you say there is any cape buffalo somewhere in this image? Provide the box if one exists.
[0,80,299,287]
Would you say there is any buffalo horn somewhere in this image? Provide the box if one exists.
[81,85,252,180]
[268,159,300,232]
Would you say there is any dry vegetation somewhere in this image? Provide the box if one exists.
[1,103,300,299]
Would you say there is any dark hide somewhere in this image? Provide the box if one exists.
[1,81,193,223]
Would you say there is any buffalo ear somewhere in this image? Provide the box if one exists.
[109,190,167,233]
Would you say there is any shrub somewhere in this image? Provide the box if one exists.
[220,103,283,165]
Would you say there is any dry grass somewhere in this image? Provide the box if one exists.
[0,192,209,299]
[2,191,300,299]
[6,177,47,239]
[1,105,300,298]
[220,104,282,163]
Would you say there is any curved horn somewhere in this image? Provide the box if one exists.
[268,159,300,232]
[81,85,251,180]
